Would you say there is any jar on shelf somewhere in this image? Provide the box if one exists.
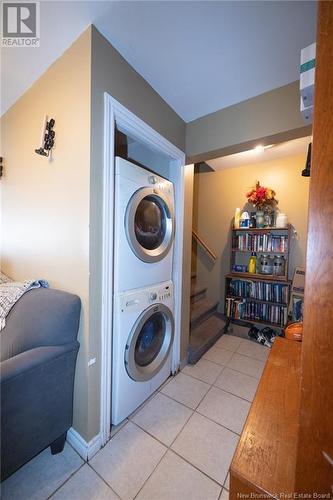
[258,254,274,274]
[276,212,288,228]
[249,212,256,228]
[264,206,274,227]
[273,255,286,276]
[240,211,250,228]
[256,210,265,228]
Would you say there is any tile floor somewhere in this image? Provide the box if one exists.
[1,336,269,500]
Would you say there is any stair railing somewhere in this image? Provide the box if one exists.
[192,229,217,262]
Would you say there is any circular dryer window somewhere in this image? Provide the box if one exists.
[125,304,174,382]
[126,187,174,263]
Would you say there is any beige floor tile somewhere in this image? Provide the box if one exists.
[90,422,166,500]
[136,450,221,500]
[203,346,234,366]
[1,443,83,500]
[158,375,173,392]
[214,335,242,352]
[224,472,230,491]
[227,352,265,379]
[161,372,210,409]
[182,358,224,384]
[172,413,238,485]
[220,488,229,500]
[214,367,259,402]
[51,464,119,499]
[132,392,192,446]
[110,418,128,438]
[237,338,270,362]
[197,386,251,434]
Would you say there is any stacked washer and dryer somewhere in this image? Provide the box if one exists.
[112,156,176,425]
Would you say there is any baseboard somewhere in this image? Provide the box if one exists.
[66,427,102,461]
[179,355,188,370]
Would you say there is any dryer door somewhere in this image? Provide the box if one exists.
[125,187,174,263]
[125,304,174,382]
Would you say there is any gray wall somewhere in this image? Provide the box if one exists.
[88,26,186,440]
[186,82,312,163]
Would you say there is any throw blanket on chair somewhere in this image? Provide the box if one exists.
[0,274,49,331]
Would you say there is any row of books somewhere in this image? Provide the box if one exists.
[233,234,288,253]
[225,297,288,326]
[229,279,289,304]
[225,297,244,319]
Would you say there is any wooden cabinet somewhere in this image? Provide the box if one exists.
[230,338,301,497]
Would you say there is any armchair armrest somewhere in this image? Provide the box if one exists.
[0,288,81,362]
[0,342,79,384]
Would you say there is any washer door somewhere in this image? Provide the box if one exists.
[125,304,174,382]
[125,187,174,263]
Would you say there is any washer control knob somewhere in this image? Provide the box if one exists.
[148,175,157,184]
[150,292,157,301]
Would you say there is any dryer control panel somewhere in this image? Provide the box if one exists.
[117,281,174,313]
[155,287,172,302]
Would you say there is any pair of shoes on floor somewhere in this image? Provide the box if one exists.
[248,326,277,348]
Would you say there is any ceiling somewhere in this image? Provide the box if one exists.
[206,136,311,171]
[1,1,317,121]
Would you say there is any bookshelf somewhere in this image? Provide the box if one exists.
[225,225,292,330]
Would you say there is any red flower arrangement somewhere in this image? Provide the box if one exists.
[246,181,278,210]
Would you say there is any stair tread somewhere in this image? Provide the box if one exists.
[190,283,207,298]
[190,297,218,324]
[190,315,226,348]
[188,315,226,364]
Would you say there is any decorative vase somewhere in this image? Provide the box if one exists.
[256,210,265,228]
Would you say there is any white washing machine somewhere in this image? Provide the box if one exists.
[114,157,175,293]
[112,281,174,425]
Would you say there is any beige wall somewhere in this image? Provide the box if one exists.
[1,24,186,444]
[180,164,194,367]
[193,154,310,310]
[186,82,312,163]
[1,29,92,438]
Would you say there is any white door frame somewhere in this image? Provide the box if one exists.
[100,92,186,446]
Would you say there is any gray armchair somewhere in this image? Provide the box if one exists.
[0,287,81,480]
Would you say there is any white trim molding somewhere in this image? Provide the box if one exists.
[100,92,186,447]
[67,428,102,461]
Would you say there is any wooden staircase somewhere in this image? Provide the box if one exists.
[188,273,226,364]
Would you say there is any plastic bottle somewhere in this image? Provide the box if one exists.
[234,208,241,229]
[240,211,250,228]
[248,252,257,274]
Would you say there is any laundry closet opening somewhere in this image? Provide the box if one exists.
[109,125,186,429]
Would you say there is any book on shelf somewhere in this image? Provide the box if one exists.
[229,279,289,304]
[233,233,288,253]
[225,296,288,327]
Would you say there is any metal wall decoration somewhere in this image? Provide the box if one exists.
[35,116,55,157]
